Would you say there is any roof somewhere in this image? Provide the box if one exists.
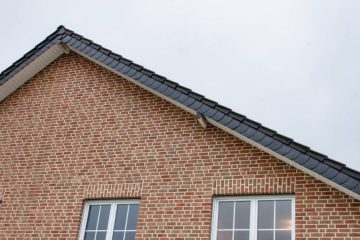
[1,25,360,200]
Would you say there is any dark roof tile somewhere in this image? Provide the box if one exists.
[183,97,196,107]
[276,145,292,156]
[157,84,168,93]
[258,126,277,137]
[228,112,246,122]
[77,42,88,51]
[290,142,310,153]
[267,140,282,151]
[62,35,72,43]
[313,163,329,174]
[189,92,204,101]
[273,134,293,145]
[215,105,231,114]
[226,119,241,130]
[342,177,359,190]
[189,101,203,111]
[177,86,191,94]
[93,51,102,59]
[81,38,92,45]
[243,119,261,129]
[71,33,82,40]
[203,108,217,118]
[99,48,111,55]
[284,149,301,160]
[120,65,131,74]
[163,79,178,88]
[306,150,327,161]
[259,136,274,147]
[234,123,249,134]
[211,111,225,121]
[351,183,360,194]
[176,94,189,103]
[137,75,149,83]
[152,74,166,82]
[114,63,127,72]
[67,38,77,46]
[132,72,143,80]
[323,158,345,171]
[82,46,93,54]
[109,53,122,60]
[218,115,233,126]
[143,77,155,87]
[202,98,217,108]
[168,90,182,100]
[87,49,98,57]
[303,158,320,170]
[141,68,154,76]
[162,86,174,96]
[332,172,349,185]
[249,131,266,142]
[322,167,339,180]
[70,40,82,48]
[120,58,132,65]
[108,60,119,68]
[342,167,360,180]
[148,80,161,90]
[242,127,257,138]
[293,154,310,165]
[90,43,101,50]
[97,53,108,62]
[196,105,210,114]
[125,69,137,78]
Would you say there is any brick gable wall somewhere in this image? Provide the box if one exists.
[0,53,359,239]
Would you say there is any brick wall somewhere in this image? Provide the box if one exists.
[0,53,359,239]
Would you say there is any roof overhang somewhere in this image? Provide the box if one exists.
[0,44,65,101]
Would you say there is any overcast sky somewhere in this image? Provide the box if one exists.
[1,0,360,171]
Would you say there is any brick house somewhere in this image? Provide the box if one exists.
[0,26,359,240]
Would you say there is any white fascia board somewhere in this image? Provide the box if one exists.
[0,44,66,102]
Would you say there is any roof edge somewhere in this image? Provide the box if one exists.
[1,26,360,200]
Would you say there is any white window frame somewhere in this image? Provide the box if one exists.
[211,195,295,240]
[78,199,140,240]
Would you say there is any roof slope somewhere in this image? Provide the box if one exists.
[1,26,360,200]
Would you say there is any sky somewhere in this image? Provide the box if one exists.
[1,0,360,171]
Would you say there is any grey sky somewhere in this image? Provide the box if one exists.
[1,0,360,171]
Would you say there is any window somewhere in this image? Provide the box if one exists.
[212,196,294,240]
[79,200,140,240]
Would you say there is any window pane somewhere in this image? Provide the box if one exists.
[257,230,274,240]
[96,232,107,240]
[275,201,292,229]
[218,202,234,229]
[84,231,95,240]
[217,230,232,240]
[86,205,100,230]
[112,232,124,240]
[234,230,249,240]
[127,204,139,230]
[98,205,111,230]
[114,205,128,230]
[125,231,136,240]
[234,201,250,229]
[258,201,274,229]
[275,230,291,240]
